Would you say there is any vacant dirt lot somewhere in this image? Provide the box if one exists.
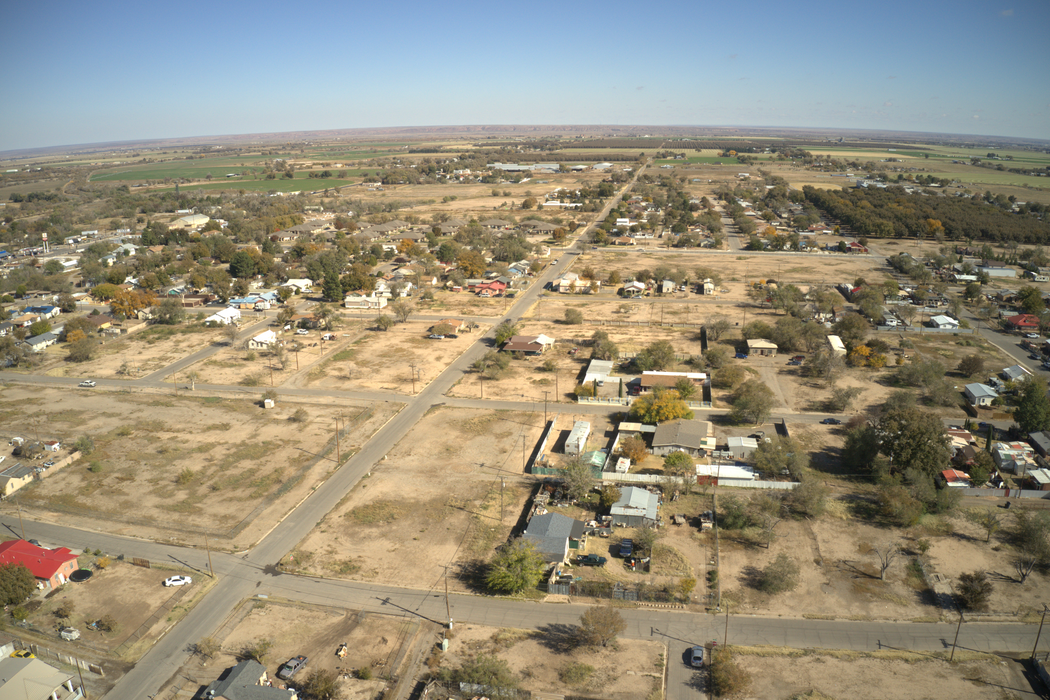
[286,407,546,591]
[734,648,1012,700]
[0,385,398,548]
[442,623,665,700]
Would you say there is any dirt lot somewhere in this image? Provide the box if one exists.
[195,601,404,698]
[441,623,665,700]
[286,407,548,591]
[0,385,398,549]
[734,647,1014,700]
[24,559,211,657]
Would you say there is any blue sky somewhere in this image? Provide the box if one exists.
[2,0,1048,151]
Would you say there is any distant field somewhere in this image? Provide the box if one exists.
[924,170,1050,188]
[152,176,361,193]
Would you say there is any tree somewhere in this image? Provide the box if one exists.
[730,379,775,425]
[66,337,95,363]
[832,312,869,345]
[577,605,627,648]
[1017,285,1044,315]
[299,669,339,700]
[457,249,486,278]
[449,654,519,689]
[391,299,413,324]
[228,251,256,278]
[564,308,584,325]
[629,387,694,423]
[153,297,185,325]
[828,386,863,413]
[631,340,678,371]
[635,526,661,556]
[223,323,240,345]
[110,288,154,318]
[561,457,596,502]
[957,354,986,378]
[486,540,545,594]
[620,435,648,464]
[804,348,844,385]
[314,304,337,331]
[978,507,1002,543]
[599,484,621,510]
[0,563,36,607]
[784,477,828,518]
[1014,377,1050,434]
[956,571,993,610]
[877,405,950,479]
[703,345,729,369]
[663,451,694,479]
[757,553,800,594]
[753,436,809,480]
[239,638,273,664]
[1013,509,1050,584]
[873,541,901,581]
[706,317,731,341]
[322,271,343,302]
[709,647,751,697]
[493,320,520,345]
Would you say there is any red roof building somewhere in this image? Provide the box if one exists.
[0,540,79,589]
[1006,314,1040,330]
[940,469,971,488]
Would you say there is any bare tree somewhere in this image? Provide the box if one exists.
[873,541,902,581]
[979,508,1001,543]
[391,299,413,324]
[223,323,240,345]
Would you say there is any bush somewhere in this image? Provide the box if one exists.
[290,408,308,423]
[559,662,594,687]
[97,614,117,633]
[757,553,800,594]
[574,384,595,397]
[564,308,584,325]
[88,461,103,474]
[709,647,751,697]
[10,606,28,622]
[73,435,95,455]
[54,600,75,619]
[240,638,273,663]
[448,654,519,689]
[357,666,372,680]
[956,571,993,610]
[577,605,627,648]
[176,468,195,486]
[95,556,111,570]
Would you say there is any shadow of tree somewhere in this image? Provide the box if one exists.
[452,559,490,593]
[739,565,764,590]
[534,623,581,654]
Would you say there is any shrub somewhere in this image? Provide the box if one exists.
[709,647,751,697]
[95,556,111,570]
[73,435,95,454]
[956,571,993,610]
[564,308,584,325]
[357,666,372,680]
[97,614,117,633]
[54,600,75,619]
[290,408,308,423]
[559,662,594,687]
[11,606,28,622]
[176,468,195,486]
[240,638,273,663]
[88,461,103,474]
[757,553,800,594]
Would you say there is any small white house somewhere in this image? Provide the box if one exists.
[929,314,959,329]
[205,307,240,326]
[963,383,998,407]
[344,293,387,309]
[246,330,278,350]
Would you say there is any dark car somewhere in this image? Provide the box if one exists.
[787,360,802,366]
[820,418,841,425]
[618,539,633,557]
[577,554,607,567]
[734,353,748,359]
[277,655,308,680]
[445,334,458,339]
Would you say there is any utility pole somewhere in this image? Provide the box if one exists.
[501,478,506,522]
[409,364,417,394]
[444,566,453,630]
[17,507,25,540]
[724,601,730,647]
[173,372,177,397]
[950,611,964,662]
[713,459,722,610]
[480,374,484,399]
[1032,605,1049,659]
[335,418,341,464]
[543,391,550,425]
[204,533,214,578]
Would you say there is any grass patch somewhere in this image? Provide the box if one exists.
[346,500,406,525]
[332,349,356,362]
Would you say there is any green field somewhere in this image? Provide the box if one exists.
[924,171,1050,188]
[152,177,361,193]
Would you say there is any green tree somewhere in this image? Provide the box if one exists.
[957,354,986,378]
[877,405,950,479]
[705,317,731,341]
[956,571,993,610]
[486,540,545,594]
[753,436,809,480]
[228,250,256,278]
[449,654,519,689]
[153,297,185,325]
[299,669,339,700]
[757,553,800,594]
[663,451,694,478]
[709,648,751,697]
[561,457,596,501]
[375,315,394,331]
[391,299,413,324]
[577,605,627,648]
[599,484,622,510]
[564,308,584,325]
[631,340,677,371]
[322,271,343,302]
[729,379,775,425]
[0,563,36,607]
[1014,377,1050,434]
[1017,285,1044,315]
[629,387,694,423]
[66,337,95,363]
[493,320,520,345]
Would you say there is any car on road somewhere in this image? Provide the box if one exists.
[576,554,607,567]
[163,575,192,587]
[295,329,309,335]
[734,353,748,359]
[78,380,96,387]
[277,655,308,680]
[43,460,55,468]
[618,539,633,557]
[820,418,841,425]
[689,645,705,667]
[427,334,445,339]
[978,422,993,430]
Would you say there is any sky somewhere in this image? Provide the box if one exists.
[2,0,1049,152]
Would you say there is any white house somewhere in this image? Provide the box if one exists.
[929,314,959,329]
[246,330,278,350]
[826,335,847,357]
[963,383,998,407]
[205,307,240,326]
[344,293,387,309]
[281,278,314,293]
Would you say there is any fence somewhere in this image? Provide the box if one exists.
[546,579,685,603]
[958,487,1050,499]
[599,473,797,490]
[15,640,104,675]
[875,325,976,334]
[576,396,711,408]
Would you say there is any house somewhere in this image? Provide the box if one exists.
[343,293,387,310]
[695,463,758,485]
[24,332,58,352]
[622,281,646,298]
[203,659,297,700]
[939,469,971,488]
[651,419,715,456]
[0,657,83,700]
[1026,468,1050,491]
[0,463,35,497]
[435,318,467,332]
[1025,270,1050,282]
[963,383,998,407]
[1002,364,1033,382]
[0,539,79,589]
[746,339,778,356]
[583,359,614,385]
[953,445,978,468]
[726,436,759,460]
[992,442,1037,475]
[1005,314,1041,332]
[521,512,585,564]
[280,278,314,294]
[565,421,591,456]
[205,307,241,326]
[658,279,675,295]
[246,330,278,350]
[826,335,847,357]
[502,334,554,355]
[172,213,210,230]
[928,315,959,330]
[697,279,716,295]
[43,440,60,453]
[638,371,705,394]
[609,486,660,528]
[1028,431,1050,458]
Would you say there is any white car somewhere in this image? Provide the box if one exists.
[295,329,309,336]
[163,575,192,587]
[1026,333,1041,339]
[78,380,96,388]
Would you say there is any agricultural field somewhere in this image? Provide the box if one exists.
[285,407,547,591]
[0,384,398,549]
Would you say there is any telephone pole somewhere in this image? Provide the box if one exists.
[335,418,341,464]
[204,533,214,578]
[542,391,550,425]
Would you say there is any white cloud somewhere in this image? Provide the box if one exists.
[884,101,893,107]
[1001,9,1014,16]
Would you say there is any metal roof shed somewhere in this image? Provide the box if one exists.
[565,421,590,456]
[610,486,659,528]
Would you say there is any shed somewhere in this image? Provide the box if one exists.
[1026,468,1050,491]
[726,436,759,460]
[610,486,660,528]
[695,463,757,485]
[522,512,585,564]
[565,421,590,456]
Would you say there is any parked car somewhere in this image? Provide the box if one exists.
[277,655,308,680]
[791,355,805,362]
[427,334,445,339]
[820,418,841,425]
[576,554,607,567]
[734,353,748,359]
[78,380,96,387]
[1026,333,1040,339]
[445,334,458,339]
[787,360,802,366]
[618,539,633,557]
[163,575,192,587]
[1030,354,1042,361]
[10,650,34,659]
[43,460,55,468]
[689,645,705,667]
[321,333,336,341]
[295,329,309,335]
